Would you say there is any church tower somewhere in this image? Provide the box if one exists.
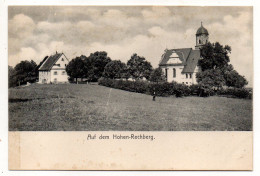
[195,22,209,50]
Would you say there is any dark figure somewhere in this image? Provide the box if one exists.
[152,90,156,101]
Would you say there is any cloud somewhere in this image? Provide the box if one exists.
[9,14,36,38]
[8,7,253,86]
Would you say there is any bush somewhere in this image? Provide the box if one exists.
[98,78,149,94]
[217,88,252,99]
[98,78,252,99]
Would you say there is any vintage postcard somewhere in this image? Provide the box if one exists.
[8,6,253,170]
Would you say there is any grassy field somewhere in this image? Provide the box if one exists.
[9,84,252,131]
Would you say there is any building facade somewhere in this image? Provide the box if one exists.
[38,52,69,84]
[159,23,209,85]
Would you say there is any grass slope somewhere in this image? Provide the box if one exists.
[9,84,252,131]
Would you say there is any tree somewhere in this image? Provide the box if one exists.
[66,56,86,83]
[149,67,166,83]
[127,53,153,80]
[14,60,37,86]
[225,70,248,88]
[8,66,17,88]
[196,68,226,89]
[103,60,128,79]
[85,51,112,81]
[199,42,231,71]
[197,41,248,89]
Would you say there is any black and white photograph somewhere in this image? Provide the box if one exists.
[8,6,253,132]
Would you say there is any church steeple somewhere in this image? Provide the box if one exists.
[195,22,209,50]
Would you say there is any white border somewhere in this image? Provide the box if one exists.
[1,0,259,175]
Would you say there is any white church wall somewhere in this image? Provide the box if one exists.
[161,65,197,85]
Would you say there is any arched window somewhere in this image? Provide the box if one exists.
[165,68,168,81]
[199,39,201,44]
[173,68,176,78]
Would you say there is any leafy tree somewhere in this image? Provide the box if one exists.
[199,42,231,71]
[103,60,128,79]
[149,67,166,83]
[66,56,86,83]
[224,70,248,88]
[197,41,248,89]
[8,66,17,88]
[14,60,37,86]
[85,51,112,81]
[196,68,226,89]
[127,53,153,80]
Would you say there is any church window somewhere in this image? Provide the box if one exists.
[61,58,64,61]
[186,74,188,78]
[173,68,176,78]
[186,82,188,84]
[165,68,168,81]
[199,39,201,44]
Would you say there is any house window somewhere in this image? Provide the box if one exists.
[61,58,64,61]
[54,78,57,83]
[54,71,58,75]
[173,68,176,78]
[62,71,66,75]
[190,73,192,78]
[186,74,188,78]
[65,64,67,66]
[186,82,188,84]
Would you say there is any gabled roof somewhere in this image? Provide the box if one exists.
[159,48,192,66]
[182,50,200,73]
[38,53,63,71]
[159,48,201,73]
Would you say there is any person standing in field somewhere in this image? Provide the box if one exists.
[152,88,156,101]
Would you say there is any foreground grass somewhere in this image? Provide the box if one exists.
[9,84,252,131]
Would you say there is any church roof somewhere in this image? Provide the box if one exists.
[38,53,63,71]
[159,48,201,73]
[196,24,209,36]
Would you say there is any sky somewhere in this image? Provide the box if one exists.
[8,6,253,86]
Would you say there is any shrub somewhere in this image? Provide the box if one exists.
[98,78,149,94]
[217,88,252,99]
[98,78,252,99]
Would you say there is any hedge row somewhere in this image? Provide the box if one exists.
[98,78,252,99]
[217,88,252,99]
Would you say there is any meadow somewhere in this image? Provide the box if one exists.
[9,84,252,131]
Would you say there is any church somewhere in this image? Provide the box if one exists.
[159,23,209,85]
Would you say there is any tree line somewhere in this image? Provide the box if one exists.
[8,41,248,90]
[66,51,164,84]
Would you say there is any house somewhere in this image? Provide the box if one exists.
[38,52,69,84]
[159,23,209,85]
